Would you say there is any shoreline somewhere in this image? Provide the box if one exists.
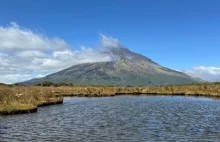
[0,97,64,115]
[1,93,220,115]
[1,84,220,115]
[37,99,64,107]
[2,93,219,115]
[0,98,64,115]
[58,92,220,99]
[0,107,38,115]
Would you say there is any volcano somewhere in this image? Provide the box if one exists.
[20,47,202,86]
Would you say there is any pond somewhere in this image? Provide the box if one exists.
[1,96,220,141]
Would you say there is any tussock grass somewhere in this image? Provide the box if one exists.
[54,83,220,97]
[0,86,63,114]
[0,83,219,115]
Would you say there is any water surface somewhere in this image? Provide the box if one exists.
[1,96,220,141]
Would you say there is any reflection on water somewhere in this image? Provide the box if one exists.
[0,96,220,141]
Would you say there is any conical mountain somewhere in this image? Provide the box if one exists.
[20,47,202,86]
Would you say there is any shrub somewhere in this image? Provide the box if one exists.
[42,81,54,86]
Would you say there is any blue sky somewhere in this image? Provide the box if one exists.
[0,0,220,83]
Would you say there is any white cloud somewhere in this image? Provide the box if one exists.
[0,22,68,51]
[10,22,19,28]
[100,34,121,48]
[0,74,33,84]
[0,22,119,84]
[16,51,48,58]
[36,74,47,78]
[0,73,48,84]
[184,66,220,82]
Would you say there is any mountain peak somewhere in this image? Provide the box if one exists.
[19,46,202,86]
[105,47,155,64]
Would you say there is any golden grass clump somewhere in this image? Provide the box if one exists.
[0,86,63,114]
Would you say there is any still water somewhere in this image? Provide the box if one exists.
[1,96,220,142]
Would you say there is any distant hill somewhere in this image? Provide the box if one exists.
[19,47,203,86]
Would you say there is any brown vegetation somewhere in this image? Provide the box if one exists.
[1,83,220,115]
[0,86,63,115]
[53,83,220,97]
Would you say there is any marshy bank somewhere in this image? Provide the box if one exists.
[0,83,220,115]
[0,86,63,115]
[54,83,220,98]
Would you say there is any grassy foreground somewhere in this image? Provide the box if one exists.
[0,86,63,115]
[0,83,220,115]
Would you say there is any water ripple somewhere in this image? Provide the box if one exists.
[0,96,220,141]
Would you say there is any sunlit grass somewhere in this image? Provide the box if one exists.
[0,83,219,115]
[54,83,220,97]
[0,103,35,112]
[0,86,63,114]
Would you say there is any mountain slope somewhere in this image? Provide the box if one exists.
[20,47,202,86]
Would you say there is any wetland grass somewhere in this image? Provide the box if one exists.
[1,83,220,115]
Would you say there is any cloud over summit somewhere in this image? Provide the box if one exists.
[100,34,121,48]
[0,22,118,84]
